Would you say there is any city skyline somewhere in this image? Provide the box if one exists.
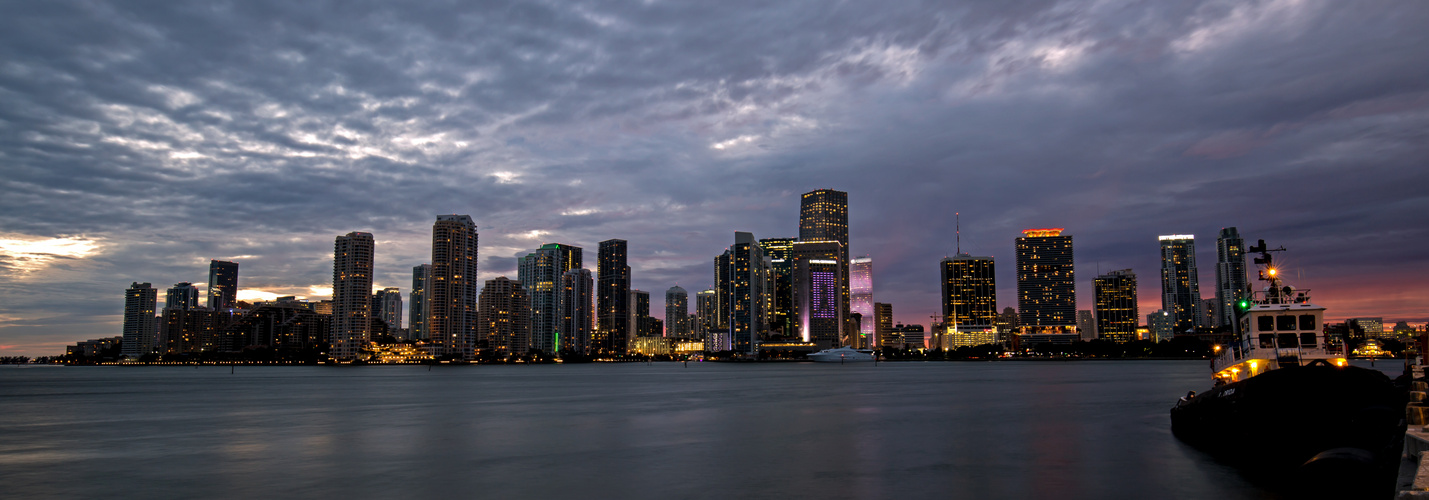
[2,1,1428,357]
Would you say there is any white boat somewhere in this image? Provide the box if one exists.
[807,346,875,363]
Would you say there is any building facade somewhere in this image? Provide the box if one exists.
[518,243,583,354]
[121,282,158,357]
[1093,269,1138,343]
[665,286,688,338]
[372,287,402,334]
[1159,234,1202,334]
[941,254,997,328]
[850,256,874,337]
[207,260,239,310]
[559,268,594,354]
[478,277,531,357]
[430,215,479,359]
[799,189,849,326]
[758,237,796,337]
[722,232,767,354]
[596,239,630,355]
[1215,227,1248,329]
[332,231,374,360]
[791,240,843,349]
[1015,229,1075,329]
[409,264,430,342]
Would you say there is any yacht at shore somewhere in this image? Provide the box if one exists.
[807,346,875,363]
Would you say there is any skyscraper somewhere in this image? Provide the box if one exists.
[799,189,849,326]
[873,302,895,349]
[1015,229,1075,328]
[758,237,796,337]
[1159,234,1202,333]
[941,254,997,328]
[518,243,583,354]
[696,289,717,347]
[665,286,688,338]
[791,240,843,348]
[559,268,594,354]
[332,231,374,360]
[1093,269,1138,343]
[478,277,530,357]
[207,260,238,310]
[722,232,766,354]
[596,239,630,355]
[372,287,402,333]
[409,264,431,342]
[850,256,873,336]
[166,282,200,311]
[121,282,158,358]
[430,215,478,359]
[629,289,652,337]
[1215,227,1248,329]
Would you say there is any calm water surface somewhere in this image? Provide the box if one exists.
[1,360,1352,499]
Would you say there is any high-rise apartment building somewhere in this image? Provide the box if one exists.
[121,282,158,357]
[665,286,688,338]
[518,243,583,354]
[409,264,431,342]
[791,240,843,348]
[1093,269,1138,343]
[941,254,997,328]
[207,260,239,310]
[166,282,200,311]
[1076,310,1097,341]
[799,189,849,326]
[758,237,796,337]
[331,231,374,360]
[478,277,530,357]
[850,256,873,337]
[1148,310,1174,342]
[720,232,766,354]
[873,302,894,349]
[372,287,402,333]
[1159,234,1202,334]
[696,289,717,347]
[559,268,594,354]
[629,289,652,337]
[1215,227,1248,329]
[596,239,630,355]
[1015,229,1075,328]
[430,215,478,359]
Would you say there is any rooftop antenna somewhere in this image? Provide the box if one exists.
[956,212,960,255]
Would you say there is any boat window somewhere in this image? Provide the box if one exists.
[1277,333,1299,348]
[1277,315,1297,331]
[1299,315,1316,331]
[1299,332,1317,347]
[1258,316,1274,332]
[1259,334,1275,348]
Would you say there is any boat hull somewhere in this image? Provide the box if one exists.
[1170,365,1405,495]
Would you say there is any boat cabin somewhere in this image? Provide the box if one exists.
[1211,285,1345,383]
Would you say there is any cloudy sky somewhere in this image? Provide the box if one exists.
[2,0,1426,356]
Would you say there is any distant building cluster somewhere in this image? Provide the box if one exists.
[70,190,1419,363]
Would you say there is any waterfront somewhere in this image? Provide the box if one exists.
[0,360,1400,499]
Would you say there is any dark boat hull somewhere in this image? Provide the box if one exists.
[1171,365,1406,495]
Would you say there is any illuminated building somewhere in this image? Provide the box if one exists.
[696,289,717,345]
[1159,234,1202,334]
[792,240,843,349]
[409,264,430,342]
[874,302,896,349]
[759,237,796,337]
[897,323,925,350]
[1016,229,1075,329]
[121,282,158,357]
[221,299,330,350]
[799,189,849,325]
[596,239,630,355]
[206,260,238,310]
[478,276,530,357]
[630,289,653,337]
[1148,310,1174,342]
[166,282,200,311]
[1215,227,1248,329]
[67,336,122,357]
[665,286,688,338]
[718,232,766,354]
[559,268,594,354]
[1093,269,1138,343]
[430,215,478,359]
[850,256,873,337]
[711,251,732,351]
[631,336,671,356]
[370,342,436,363]
[332,231,374,360]
[1201,297,1219,328]
[372,287,402,333]
[941,254,996,330]
[1348,318,1386,339]
[518,243,583,353]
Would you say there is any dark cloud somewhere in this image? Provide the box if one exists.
[2,0,1427,355]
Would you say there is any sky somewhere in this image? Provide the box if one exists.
[1,0,1426,357]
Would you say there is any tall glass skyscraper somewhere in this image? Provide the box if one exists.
[559,268,594,354]
[409,264,430,342]
[121,282,157,358]
[850,256,873,336]
[799,189,849,325]
[518,243,583,354]
[596,239,630,355]
[1159,234,1202,333]
[941,254,997,327]
[665,286,688,338]
[430,215,478,359]
[758,237,795,337]
[206,260,238,310]
[1015,229,1075,328]
[1094,269,1138,343]
[1215,227,1248,329]
[792,241,843,348]
[332,231,374,360]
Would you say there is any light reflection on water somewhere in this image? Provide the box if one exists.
[0,361,1280,499]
